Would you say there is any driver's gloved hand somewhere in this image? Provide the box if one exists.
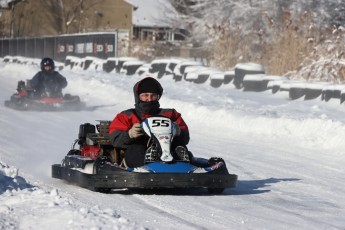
[128,123,143,139]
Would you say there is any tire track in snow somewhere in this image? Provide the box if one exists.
[228,148,344,230]
[128,194,211,230]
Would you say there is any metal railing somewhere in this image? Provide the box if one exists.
[0,32,119,62]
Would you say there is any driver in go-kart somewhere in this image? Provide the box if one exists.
[30,57,67,98]
[109,77,190,168]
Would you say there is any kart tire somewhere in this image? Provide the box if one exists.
[94,187,112,193]
[208,188,225,194]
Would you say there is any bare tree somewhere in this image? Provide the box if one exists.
[59,0,106,34]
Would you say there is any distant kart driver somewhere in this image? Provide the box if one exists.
[30,57,67,98]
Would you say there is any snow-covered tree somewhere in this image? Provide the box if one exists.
[168,0,345,77]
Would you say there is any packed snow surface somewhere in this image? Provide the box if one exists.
[1,59,345,229]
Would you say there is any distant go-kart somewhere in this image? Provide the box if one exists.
[4,80,85,111]
[52,116,238,194]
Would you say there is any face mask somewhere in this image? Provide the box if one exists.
[136,100,160,114]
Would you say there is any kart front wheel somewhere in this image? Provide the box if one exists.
[207,188,225,194]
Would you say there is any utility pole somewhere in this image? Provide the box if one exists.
[10,1,14,38]
[0,8,3,37]
[9,0,28,38]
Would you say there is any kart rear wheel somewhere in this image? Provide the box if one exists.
[207,188,225,194]
[94,187,112,193]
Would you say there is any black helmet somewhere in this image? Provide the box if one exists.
[40,57,55,70]
[133,77,163,114]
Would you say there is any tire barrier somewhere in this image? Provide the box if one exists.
[234,63,265,89]
[224,71,235,85]
[3,55,345,105]
[321,85,345,102]
[210,72,229,88]
[173,60,204,82]
[149,59,170,78]
[119,60,146,75]
[289,82,306,100]
[304,82,330,100]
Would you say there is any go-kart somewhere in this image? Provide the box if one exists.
[4,80,85,111]
[51,116,238,193]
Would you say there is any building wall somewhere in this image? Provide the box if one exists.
[0,9,11,37]
[4,0,133,37]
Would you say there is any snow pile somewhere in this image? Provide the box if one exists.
[0,161,142,230]
[0,161,32,193]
